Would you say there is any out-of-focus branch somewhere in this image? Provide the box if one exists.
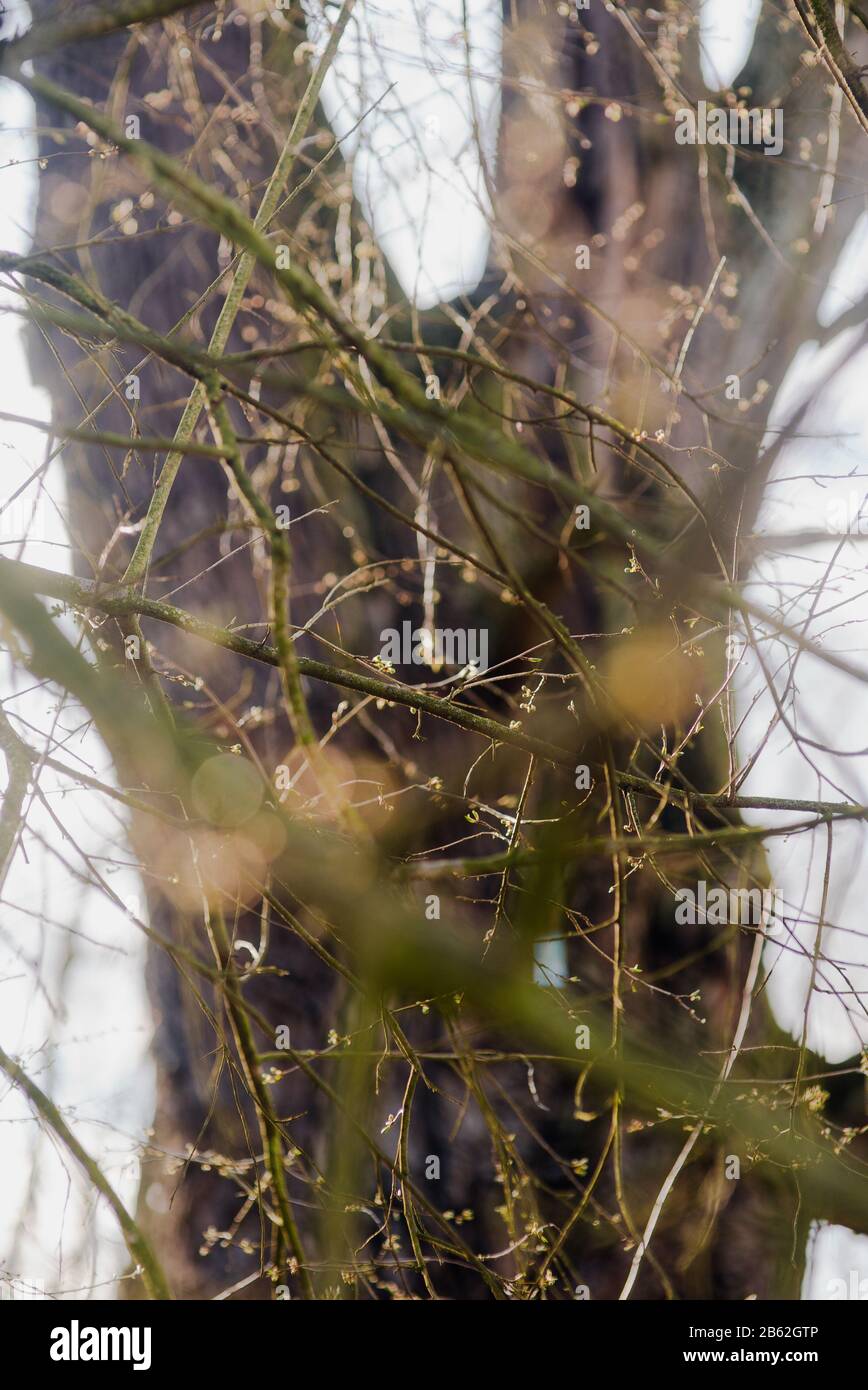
[2,0,204,60]
[0,1042,173,1299]
[0,704,32,888]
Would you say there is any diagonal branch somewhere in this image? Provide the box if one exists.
[0,1042,173,1299]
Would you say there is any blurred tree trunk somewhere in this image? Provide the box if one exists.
[23,0,867,1298]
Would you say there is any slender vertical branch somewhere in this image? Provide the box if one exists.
[121,0,357,587]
